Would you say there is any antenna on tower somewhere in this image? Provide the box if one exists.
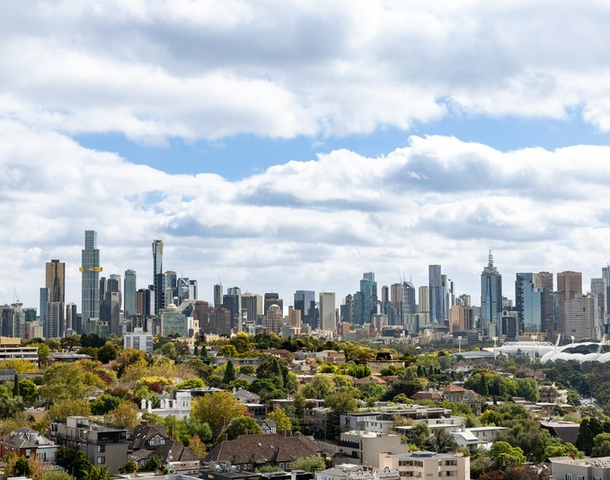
[218,277,222,285]
[12,284,19,304]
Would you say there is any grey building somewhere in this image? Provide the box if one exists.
[480,251,502,336]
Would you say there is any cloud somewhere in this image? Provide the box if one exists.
[1,121,610,309]
[4,1,610,142]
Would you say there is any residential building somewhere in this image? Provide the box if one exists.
[549,456,610,480]
[50,416,129,475]
[81,230,102,325]
[379,451,470,480]
[429,265,444,324]
[0,427,58,463]
[46,259,65,303]
[203,433,322,472]
[534,271,554,336]
[330,431,409,467]
[152,239,164,315]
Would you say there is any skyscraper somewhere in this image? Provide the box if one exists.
[319,292,336,332]
[534,271,554,336]
[429,265,444,324]
[214,283,223,308]
[294,290,316,328]
[353,272,377,325]
[80,230,102,324]
[124,269,136,319]
[152,240,164,314]
[45,259,65,303]
[556,271,582,336]
[515,273,534,326]
[480,250,502,335]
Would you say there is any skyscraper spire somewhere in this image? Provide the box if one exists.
[488,248,494,267]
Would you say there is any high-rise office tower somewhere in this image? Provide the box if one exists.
[152,239,164,315]
[80,230,102,324]
[264,293,283,314]
[100,275,121,335]
[39,287,49,330]
[591,278,606,332]
[164,270,177,306]
[224,287,242,331]
[522,281,543,334]
[353,273,377,325]
[442,274,454,321]
[45,302,64,339]
[294,290,316,328]
[515,273,533,326]
[480,250,502,334]
[429,265,444,324]
[214,284,223,308]
[46,259,65,303]
[534,271,554,335]
[319,292,336,332]
[418,285,430,325]
[242,293,263,323]
[557,271,582,302]
[341,294,354,325]
[124,270,136,319]
[556,271,582,336]
[66,303,78,333]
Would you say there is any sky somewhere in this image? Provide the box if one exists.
[3,1,610,310]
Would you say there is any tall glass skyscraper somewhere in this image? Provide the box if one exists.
[429,265,444,324]
[80,230,102,324]
[152,239,164,314]
[481,250,502,334]
[124,269,136,318]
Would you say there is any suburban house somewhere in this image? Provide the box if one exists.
[379,451,470,480]
[0,427,58,463]
[203,433,322,472]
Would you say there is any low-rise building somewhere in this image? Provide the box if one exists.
[323,432,410,467]
[549,456,610,480]
[316,464,399,480]
[0,427,57,463]
[379,451,470,480]
[124,328,154,352]
[203,433,322,472]
[140,390,192,420]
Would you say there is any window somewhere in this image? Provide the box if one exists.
[97,445,105,453]
[97,457,105,464]
[566,474,572,480]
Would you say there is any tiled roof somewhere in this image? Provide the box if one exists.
[129,424,168,450]
[443,383,466,393]
[203,433,321,466]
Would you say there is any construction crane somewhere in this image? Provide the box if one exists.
[13,284,20,304]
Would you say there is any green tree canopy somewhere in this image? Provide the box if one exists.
[221,416,263,440]
[191,391,247,433]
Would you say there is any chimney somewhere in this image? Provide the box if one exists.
[168,425,174,439]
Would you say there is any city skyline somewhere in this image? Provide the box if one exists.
[3,3,610,309]
[5,231,610,317]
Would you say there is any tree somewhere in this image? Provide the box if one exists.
[56,447,92,480]
[266,407,292,433]
[428,428,459,453]
[97,343,118,364]
[517,378,540,402]
[105,401,140,428]
[44,471,76,480]
[223,360,238,385]
[39,399,91,431]
[141,455,162,473]
[18,379,38,404]
[191,391,247,433]
[61,335,82,352]
[90,394,121,415]
[592,433,610,457]
[118,461,138,474]
[301,374,334,399]
[577,417,604,455]
[325,390,358,413]
[86,466,110,480]
[409,422,431,448]
[176,378,205,389]
[12,373,20,398]
[543,443,582,461]
[489,441,527,468]
[0,359,38,373]
[290,456,326,472]
[40,363,106,402]
[222,416,263,440]
[189,434,207,457]
[217,344,239,358]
